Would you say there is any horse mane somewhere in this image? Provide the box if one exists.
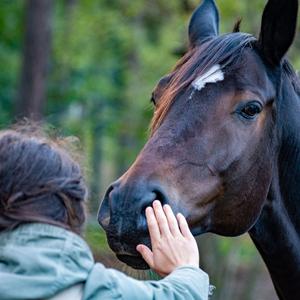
[150,33,256,133]
[283,60,300,95]
[277,58,300,232]
[233,19,242,33]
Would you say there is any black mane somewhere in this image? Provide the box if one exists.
[283,60,300,95]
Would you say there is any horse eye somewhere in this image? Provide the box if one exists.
[240,102,262,119]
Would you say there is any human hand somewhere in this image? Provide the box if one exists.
[136,200,199,277]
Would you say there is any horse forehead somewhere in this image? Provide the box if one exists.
[233,59,275,99]
[192,64,225,91]
[235,50,272,84]
[190,51,271,93]
[212,52,272,98]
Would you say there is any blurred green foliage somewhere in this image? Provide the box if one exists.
[85,223,110,253]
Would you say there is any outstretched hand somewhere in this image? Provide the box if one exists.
[136,200,199,277]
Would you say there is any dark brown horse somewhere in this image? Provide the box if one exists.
[98,0,300,299]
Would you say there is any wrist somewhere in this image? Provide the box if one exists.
[174,264,200,271]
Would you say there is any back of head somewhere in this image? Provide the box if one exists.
[0,126,87,234]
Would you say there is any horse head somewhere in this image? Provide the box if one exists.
[98,0,298,270]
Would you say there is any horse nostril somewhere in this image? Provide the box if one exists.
[98,185,114,229]
[140,189,169,217]
[99,181,171,235]
[154,189,169,206]
[138,188,170,236]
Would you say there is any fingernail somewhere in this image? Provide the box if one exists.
[153,200,161,207]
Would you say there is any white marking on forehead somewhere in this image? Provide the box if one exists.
[192,64,224,91]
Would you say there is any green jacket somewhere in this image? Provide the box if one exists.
[0,223,210,300]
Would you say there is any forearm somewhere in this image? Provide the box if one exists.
[159,266,210,300]
[84,263,210,300]
[108,265,209,300]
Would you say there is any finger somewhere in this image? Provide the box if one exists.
[163,204,180,236]
[136,244,154,269]
[177,213,193,238]
[146,207,160,244]
[153,200,170,236]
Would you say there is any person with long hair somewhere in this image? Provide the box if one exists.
[0,126,210,300]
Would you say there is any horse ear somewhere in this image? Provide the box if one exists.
[188,0,220,47]
[258,0,298,66]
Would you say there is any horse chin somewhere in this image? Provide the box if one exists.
[191,226,209,236]
[117,254,150,270]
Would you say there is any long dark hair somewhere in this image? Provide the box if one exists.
[0,125,87,234]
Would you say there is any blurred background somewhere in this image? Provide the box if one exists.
[1,0,300,299]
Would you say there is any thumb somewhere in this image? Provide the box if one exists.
[136,244,154,268]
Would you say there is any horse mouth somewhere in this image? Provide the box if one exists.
[117,254,149,270]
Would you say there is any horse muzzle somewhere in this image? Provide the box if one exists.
[98,178,169,269]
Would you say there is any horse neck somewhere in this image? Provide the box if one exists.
[249,72,300,300]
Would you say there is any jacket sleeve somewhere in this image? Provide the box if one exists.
[83,263,209,300]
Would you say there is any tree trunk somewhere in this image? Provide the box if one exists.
[16,0,52,120]
[89,102,104,215]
